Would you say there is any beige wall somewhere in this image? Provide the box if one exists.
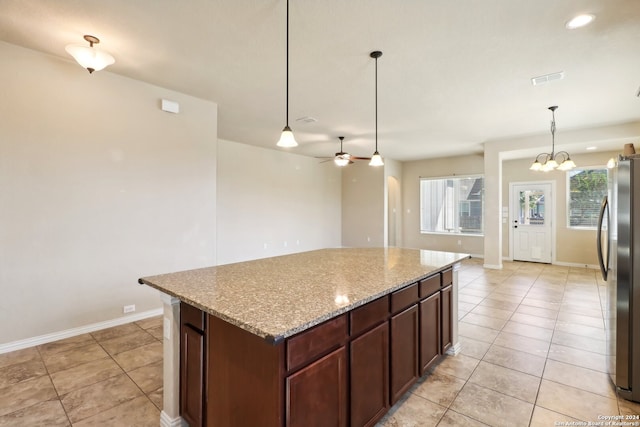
[216,139,342,264]
[0,41,218,344]
[342,162,385,247]
[502,150,619,266]
[401,154,485,255]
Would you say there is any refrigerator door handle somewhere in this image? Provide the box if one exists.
[597,195,609,281]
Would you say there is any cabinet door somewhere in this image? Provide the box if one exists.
[286,347,347,427]
[441,284,453,354]
[180,324,204,427]
[419,292,441,375]
[390,304,419,404]
[351,322,389,427]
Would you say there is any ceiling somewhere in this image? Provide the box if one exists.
[1,0,639,162]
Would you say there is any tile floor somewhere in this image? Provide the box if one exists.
[0,317,163,426]
[1,258,639,426]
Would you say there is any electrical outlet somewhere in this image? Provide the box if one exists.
[123,304,136,314]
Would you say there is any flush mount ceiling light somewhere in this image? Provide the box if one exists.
[530,106,576,172]
[65,35,115,74]
[369,51,384,167]
[565,14,595,29]
[276,0,298,148]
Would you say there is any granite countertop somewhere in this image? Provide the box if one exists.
[139,247,469,343]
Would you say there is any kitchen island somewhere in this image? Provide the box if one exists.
[139,247,469,427]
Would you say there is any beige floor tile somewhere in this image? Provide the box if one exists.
[501,321,553,342]
[542,359,616,399]
[458,301,478,313]
[72,395,160,427]
[520,297,561,311]
[493,331,550,357]
[618,397,640,416]
[0,358,47,388]
[458,322,499,344]
[486,292,523,304]
[37,334,96,358]
[483,345,546,377]
[459,294,484,305]
[450,382,533,427]
[556,311,604,328]
[479,298,520,311]
[458,336,491,360]
[146,325,164,341]
[135,316,162,330]
[0,375,58,417]
[0,347,41,370]
[60,373,142,423]
[510,313,556,330]
[470,305,514,320]
[492,286,530,297]
[0,399,70,427]
[112,340,163,372]
[127,360,163,394]
[436,409,489,426]
[554,322,605,340]
[378,393,446,427]
[551,331,606,355]
[526,290,564,303]
[91,323,144,343]
[547,343,607,373]
[42,342,109,374]
[50,356,123,396]
[148,387,163,411]
[560,302,602,317]
[431,354,480,381]
[460,288,492,298]
[529,405,582,427]
[468,361,541,403]
[412,372,466,407]
[458,313,507,331]
[515,304,558,320]
[536,379,618,422]
[99,329,157,356]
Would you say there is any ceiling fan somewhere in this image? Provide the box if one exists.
[319,136,371,166]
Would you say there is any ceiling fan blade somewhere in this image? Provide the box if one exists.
[350,156,372,160]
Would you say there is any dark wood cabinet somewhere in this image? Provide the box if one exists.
[180,304,206,427]
[286,347,348,427]
[390,304,419,404]
[419,291,441,375]
[441,284,453,354]
[350,322,389,427]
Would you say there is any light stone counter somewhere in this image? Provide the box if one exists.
[139,247,469,343]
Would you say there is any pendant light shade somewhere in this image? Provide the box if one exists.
[369,51,384,167]
[334,136,351,166]
[529,106,575,172]
[276,0,298,147]
[65,35,115,74]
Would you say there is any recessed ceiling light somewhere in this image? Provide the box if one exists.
[565,14,595,29]
[586,146,597,150]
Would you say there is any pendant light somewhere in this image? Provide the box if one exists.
[334,137,351,167]
[529,106,576,172]
[276,0,298,147]
[65,35,115,74]
[369,51,384,166]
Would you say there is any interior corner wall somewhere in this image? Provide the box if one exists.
[216,139,342,265]
[401,154,485,255]
[0,41,218,345]
[502,150,620,266]
[384,159,403,247]
[342,162,385,247]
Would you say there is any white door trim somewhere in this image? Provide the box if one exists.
[508,180,556,263]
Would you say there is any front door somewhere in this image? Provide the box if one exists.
[510,182,553,263]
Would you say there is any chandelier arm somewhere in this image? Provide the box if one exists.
[535,153,552,163]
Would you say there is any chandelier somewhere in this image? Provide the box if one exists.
[529,106,576,172]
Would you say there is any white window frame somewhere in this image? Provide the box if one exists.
[566,165,608,230]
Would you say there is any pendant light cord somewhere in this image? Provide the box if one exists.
[286,0,290,127]
[375,55,378,152]
[550,108,556,158]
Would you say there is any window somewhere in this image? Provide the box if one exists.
[567,167,608,228]
[420,176,484,235]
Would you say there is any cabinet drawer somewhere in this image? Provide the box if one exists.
[442,268,453,286]
[287,314,348,372]
[419,274,441,299]
[350,296,389,336]
[390,283,419,314]
[181,302,205,332]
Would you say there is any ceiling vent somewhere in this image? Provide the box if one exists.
[296,116,317,124]
[531,71,565,86]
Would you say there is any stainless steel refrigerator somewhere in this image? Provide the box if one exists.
[598,154,640,403]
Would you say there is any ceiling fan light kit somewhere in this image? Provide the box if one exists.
[65,35,115,73]
[529,106,576,172]
[276,0,298,147]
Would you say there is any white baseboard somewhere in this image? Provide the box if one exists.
[483,263,503,270]
[0,308,163,354]
[552,261,598,270]
[160,411,187,427]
